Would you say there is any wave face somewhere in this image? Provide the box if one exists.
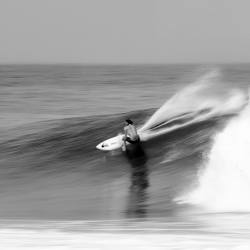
[0,109,222,220]
[179,97,250,211]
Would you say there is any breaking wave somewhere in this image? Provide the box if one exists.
[179,97,250,211]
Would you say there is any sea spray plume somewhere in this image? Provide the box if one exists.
[140,70,220,131]
[139,71,214,132]
[139,70,247,141]
[178,96,250,212]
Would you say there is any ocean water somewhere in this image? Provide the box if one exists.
[0,64,250,249]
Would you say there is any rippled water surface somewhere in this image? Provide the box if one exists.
[0,64,250,249]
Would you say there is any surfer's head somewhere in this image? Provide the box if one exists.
[125,119,133,125]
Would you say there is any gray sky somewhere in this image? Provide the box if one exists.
[0,0,250,63]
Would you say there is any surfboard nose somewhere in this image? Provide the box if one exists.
[96,142,103,150]
[96,135,124,151]
[96,141,108,151]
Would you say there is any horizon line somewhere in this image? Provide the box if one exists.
[1,61,250,66]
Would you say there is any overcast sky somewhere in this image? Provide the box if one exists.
[0,0,249,63]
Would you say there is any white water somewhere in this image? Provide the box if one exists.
[0,229,248,250]
[1,218,250,250]
[139,71,247,140]
[182,97,250,211]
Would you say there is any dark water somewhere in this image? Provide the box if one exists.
[0,64,250,249]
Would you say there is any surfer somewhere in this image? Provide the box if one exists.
[122,119,140,149]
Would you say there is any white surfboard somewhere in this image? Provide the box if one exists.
[96,134,124,151]
[96,132,147,151]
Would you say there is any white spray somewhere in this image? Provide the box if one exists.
[139,70,246,141]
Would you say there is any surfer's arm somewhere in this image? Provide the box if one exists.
[123,127,128,141]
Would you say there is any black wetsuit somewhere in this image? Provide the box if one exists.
[126,136,140,144]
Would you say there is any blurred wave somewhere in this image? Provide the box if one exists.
[0,70,248,220]
[0,65,249,224]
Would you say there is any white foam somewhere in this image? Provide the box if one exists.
[0,228,249,250]
[181,97,250,211]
